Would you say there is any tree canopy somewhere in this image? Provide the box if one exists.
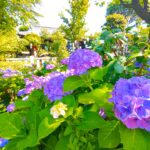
[97,0,150,24]
[0,0,41,30]
[60,0,89,43]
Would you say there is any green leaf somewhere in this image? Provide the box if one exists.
[45,135,58,150]
[78,86,112,105]
[62,95,76,107]
[89,67,108,81]
[128,52,143,60]
[76,111,105,130]
[0,113,23,138]
[63,75,85,92]
[15,100,33,109]
[98,121,120,148]
[55,136,69,150]
[64,126,73,136]
[38,117,64,140]
[119,124,150,150]
[114,62,124,74]
[28,90,48,106]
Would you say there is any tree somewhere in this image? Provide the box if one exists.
[105,13,127,31]
[97,0,150,24]
[0,0,41,30]
[106,4,141,26]
[49,30,69,62]
[40,28,51,41]
[60,0,89,43]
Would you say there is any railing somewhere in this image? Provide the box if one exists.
[5,57,57,68]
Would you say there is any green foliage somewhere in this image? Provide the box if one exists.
[0,75,24,111]
[0,30,19,55]
[119,124,150,150]
[98,120,120,148]
[106,4,141,26]
[24,33,41,46]
[0,0,41,30]
[63,75,85,92]
[40,28,51,41]
[60,0,89,42]
[106,13,127,31]
[19,26,30,31]
[49,30,69,62]
[0,30,29,56]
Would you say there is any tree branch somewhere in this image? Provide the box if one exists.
[120,0,150,24]
[143,0,148,11]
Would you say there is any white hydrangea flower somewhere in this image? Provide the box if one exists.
[50,102,68,119]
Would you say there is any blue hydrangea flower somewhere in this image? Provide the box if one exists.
[6,103,15,112]
[44,72,71,101]
[0,138,8,147]
[68,49,102,75]
[109,76,150,131]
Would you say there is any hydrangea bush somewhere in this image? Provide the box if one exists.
[0,48,149,150]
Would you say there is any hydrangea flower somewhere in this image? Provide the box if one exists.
[68,49,102,75]
[2,69,20,78]
[0,138,8,147]
[109,76,150,131]
[18,76,46,96]
[6,103,15,112]
[61,58,69,65]
[44,72,71,101]
[46,64,55,70]
[50,102,68,118]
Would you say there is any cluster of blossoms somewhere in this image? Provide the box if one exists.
[109,76,150,131]
[6,103,15,112]
[18,49,103,102]
[0,69,20,78]
[46,64,55,70]
[44,72,71,101]
[68,49,102,75]
[0,138,8,148]
[50,102,68,118]
[18,75,48,96]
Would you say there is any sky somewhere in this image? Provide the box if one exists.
[37,0,107,35]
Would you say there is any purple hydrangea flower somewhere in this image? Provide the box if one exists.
[68,49,102,75]
[61,58,69,65]
[46,64,55,70]
[6,103,15,112]
[0,138,8,147]
[2,69,20,78]
[44,72,71,101]
[109,76,150,131]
